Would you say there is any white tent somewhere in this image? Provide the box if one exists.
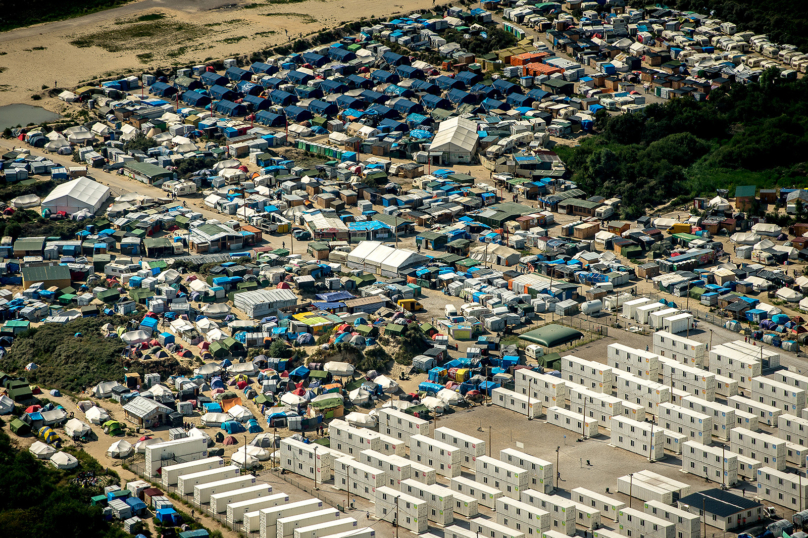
[349,388,370,405]
[92,381,121,399]
[730,232,760,245]
[470,244,521,267]
[421,396,445,413]
[374,376,399,394]
[196,363,221,376]
[280,393,305,406]
[64,126,94,144]
[751,223,782,237]
[107,440,133,458]
[58,90,78,102]
[708,196,731,211]
[653,218,678,230]
[249,433,276,448]
[135,438,162,453]
[201,303,230,317]
[64,418,91,439]
[324,362,355,377]
[188,427,212,445]
[776,288,803,302]
[228,405,254,422]
[12,194,41,208]
[50,452,79,469]
[228,363,257,376]
[201,412,232,426]
[30,441,57,459]
[773,245,799,259]
[753,239,775,250]
[85,406,111,424]
[41,177,110,214]
[0,394,14,414]
[428,117,478,164]
[799,297,808,312]
[121,330,150,345]
[437,388,463,405]
[231,448,260,469]
[344,411,377,428]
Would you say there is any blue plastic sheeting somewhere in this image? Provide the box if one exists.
[316,291,355,302]
[418,382,444,394]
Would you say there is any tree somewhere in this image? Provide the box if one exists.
[269,339,292,359]
[123,133,159,153]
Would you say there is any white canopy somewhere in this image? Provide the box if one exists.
[121,330,150,345]
[12,194,41,208]
[42,177,110,214]
[437,388,463,405]
[107,440,133,458]
[349,388,370,405]
[776,288,803,302]
[420,396,445,413]
[50,451,79,469]
[374,375,399,394]
[280,393,305,406]
[64,418,91,438]
[92,381,121,399]
[30,441,57,459]
[201,412,232,426]
[135,438,162,453]
[751,223,782,236]
[231,448,260,468]
[324,362,355,377]
[85,406,110,424]
[0,394,14,414]
[730,232,760,245]
[800,297,808,312]
[202,303,230,317]
[228,363,257,376]
[344,411,377,428]
[188,427,212,444]
[196,363,221,376]
[228,405,254,422]
[708,196,731,210]
[753,239,775,250]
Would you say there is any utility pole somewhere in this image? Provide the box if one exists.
[721,444,725,489]
[555,446,560,489]
[314,445,318,490]
[488,427,492,457]
[702,498,706,538]
[648,422,654,463]
[243,435,247,473]
[394,495,399,538]
[581,397,588,440]
[527,378,533,421]
[629,473,634,508]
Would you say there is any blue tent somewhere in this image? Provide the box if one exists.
[367,104,397,119]
[335,95,362,110]
[284,105,312,122]
[256,111,285,127]
[301,52,327,67]
[200,72,227,87]
[493,79,520,95]
[396,65,423,80]
[236,81,263,96]
[243,95,270,111]
[410,80,440,95]
[456,71,480,87]
[448,88,476,104]
[182,90,211,109]
[422,94,451,110]
[260,77,283,90]
[209,85,236,101]
[379,118,409,133]
[247,418,262,433]
[250,62,278,75]
[371,70,399,84]
[286,70,313,85]
[150,82,178,97]
[320,80,348,94]
[328,47,356,62]
[482,98,509,111]
[155,508,182,526]
[392,99,422,114]
[346,74,372,89]
[203,402,223,412]
[360,90,388,104]
[309,99,338,117]
[225,67,251,81]
[269,90,297,106]
[507,93,534,108]
[527,88,549,101]
[435,75,464,90]
[383,51,408,66]
[214,100,246,116]
[471,83,500,99]
[221,421,246,434]
[210,378,224,390]
[289,366,310,379]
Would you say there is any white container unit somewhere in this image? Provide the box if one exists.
[622,401,647,421]
[329,419,405,457]
[720,340,780,369]
[682,396,735,441]
[210,483,273,514]
[593,528,624,538]
[643,500,700,538]
[162,457,224,487]
[607,344,660,380]
[500,448,554,494]
[662,313,694,334]
[707,345,761,388]
[572,487,625,521]
[515,369,567,407]
[496,497,550,536]
[277,509,341,538]
[294,519,357,538]
[610,416,664,460]
[569,385,624,429]
[317,528,375,538]
[255,499,324,538]
[614,370,671,415]
[617,470,691,504]
[778,414,808,446]
[435,427,486,468]
[617,507,675,538]
[409,434,462,478]
[756,466,808,509]
[636,302,666,324]
[650,309,679,330]
[682,441,738,486]
[145,437,209,478]
[471,517,526,538]
[670,388,689,406]
[378,408,432,442]
[409,459,438,485]
[177,466,242,495]
[653,331,706,368]
[334,457,386,501]
[401,479,454,526]
[728,395,782,426]
[622,297,650,318]
[786,442,808,467]
[735,453,762,481]
[730,427,787,471]
[227,493,288,525]
[547,406,599,437]
[375,487,428,534]
[659,357,716,401]
[360,450,411,489]
[714,373,740,398]
[662,429,687,455]
[734,407,760,431]
[194,475,256,506]
[281,438,336,484]
[572,501,602,530]
[493,387,540,419]
[445,525,478,538]
[451,476,502,509]
[451,489,480,518]
[751,376,806,413]
[775,370,808,392]
[659,403,712,442]
[562,355,614,393]
[520,490,577,536]
[476,455,530,500]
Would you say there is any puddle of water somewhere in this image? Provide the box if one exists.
[0,104,62,131]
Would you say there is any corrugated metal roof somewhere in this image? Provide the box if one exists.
[233,289,297,307]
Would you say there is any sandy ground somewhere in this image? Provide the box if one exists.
[0,0,442,108]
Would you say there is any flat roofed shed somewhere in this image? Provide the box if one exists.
[518,324,583,348]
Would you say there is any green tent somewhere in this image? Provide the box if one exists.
[10,418,29,435]
[210,341,227,358]
[103,420,123,436]
[254,394,271,405]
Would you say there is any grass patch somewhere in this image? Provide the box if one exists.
[222,18,244,24]
[70,20,205,53]
[220,36,247,44]
[31,46,46,50]
[136,52,153,63]
[0,0,133,32]
[166,47,189,58]
[264,12,317,22]
[115,12,166,24]
[0,85,11,92]
[255,30,278,36]
[0,67,6,74]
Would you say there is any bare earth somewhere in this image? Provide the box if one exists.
[0,0,439,108]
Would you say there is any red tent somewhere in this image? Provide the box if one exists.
[280,370,289,378]
[25,405,42,413]
[277,282,291,289]
[223,436,238,446]
[139,435,153,442]
[292,388,306,396]
[237,380,248,390]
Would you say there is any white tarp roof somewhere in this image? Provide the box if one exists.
[776,288,803,302]
[751,223,782,236]
[800,297,808,312]
[42,177,110,214]
[347,241,382,265]
[730,232,760,244]
[324,362,355,376]
[429,117,478,154]
[85,406,110,424]
[107,440,133,458]
[121,330,150,344]
[228,405,254,421]
[708,196,730,210]
[349,388,370,404]
[345,411,377,427]
[753,239,775,250]
[381,249,429,275]
[50,452,79,469]
[773,245,799,259]
[201,412,232,425]
[437,388,463,405]
[0,395,13,414]
[65,418,92,438]
[375,375,399,393]
[30,441,57,459]
[12,194,41,208]
[92,381,121,398]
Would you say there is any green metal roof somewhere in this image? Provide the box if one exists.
[21,265,70,282]
[735,185,756,198]
[125,161,173,179]
[519,324,584,348]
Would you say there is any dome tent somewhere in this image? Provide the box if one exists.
[50,451,79,469]
[107,440,133,458]
[30,441,57,459]
[64,418,91,439]
[85,406,110,424]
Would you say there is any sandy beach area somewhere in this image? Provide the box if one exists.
[0,0,440,110]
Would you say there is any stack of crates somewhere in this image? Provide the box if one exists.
[728,395,782,426]
[329,419,406,456]
[682,441,739,486]
[470,517,526,538]
[176,466,241,496]
[281,438,338,483]
[613,369,671,416]
[434,427,486,468]
[731,427,787,470]
[360,450,412,489]
[562,355,614,393]
[276,509,341,538]
[194,475,255,506]
[756,467,808,507]
[514,369,567,407]
[751,377,806,413]
[607,343,661,379]
[659,357,717,401]
[475,455,529,500]
[568,385,624,429]
[226,493,288,526]
[496,497,550,536]
[378,408,433,442]
[682,396,736,441]
[654,331,707,368]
